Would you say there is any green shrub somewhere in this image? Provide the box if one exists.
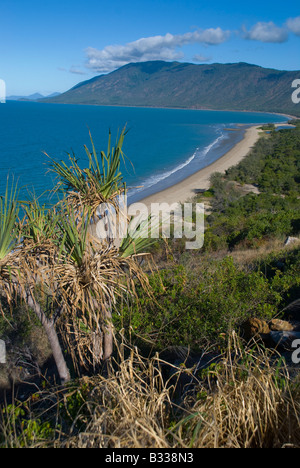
[0,402,55,448]
[115,257,284,350]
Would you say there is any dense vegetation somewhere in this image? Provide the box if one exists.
[226,123,300,193]
[43,61,300,117]
[114,255,299,352]
[0,121,300,448]
[113,122,300,352]
[204,123,300,250]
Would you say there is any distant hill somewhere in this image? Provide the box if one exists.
[7,92,61,101]
[42,61,300,117]
[44,92,61,99]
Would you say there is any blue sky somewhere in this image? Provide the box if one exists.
[1,0,300,95]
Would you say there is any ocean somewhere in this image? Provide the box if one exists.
[0,101,288,205]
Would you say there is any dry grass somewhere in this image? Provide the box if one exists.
[1,331,300,449]
[64,351,174,448]
[63,336,300,448]
[230,237,294,269]
[2,334,299,448]
[177,335,300,448]
[177,237,298,276]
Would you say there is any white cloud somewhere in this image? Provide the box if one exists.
[286,16,300,36]
[85,29,230,73]
[69,66,87,75]
[58,66,87,75]
[243,21,288,43]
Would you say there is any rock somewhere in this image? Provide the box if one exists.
[269,319,294,332]
[240,318,270,341]
[283,299,300,322]
[284,236,300,246]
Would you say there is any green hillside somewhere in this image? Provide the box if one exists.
[44,61,300,117]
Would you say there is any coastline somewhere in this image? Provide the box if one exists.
[138,123,291,208]
[37,100,300,121]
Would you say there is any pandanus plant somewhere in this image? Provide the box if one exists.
[53,202,150,372]
[48,129,154,366]
[48,128,128,220]
[0,180,71,383]
[0,130,154,383]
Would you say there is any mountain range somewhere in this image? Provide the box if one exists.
[43,61,300,117]
[7,92,61,101]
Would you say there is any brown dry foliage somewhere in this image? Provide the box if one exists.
[1,336,300,448]
[56,336,300,449]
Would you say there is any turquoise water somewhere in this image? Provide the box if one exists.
[0,101,287,204]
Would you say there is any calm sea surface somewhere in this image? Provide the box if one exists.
[0,101,287,204]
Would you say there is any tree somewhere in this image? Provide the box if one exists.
[0,130,153,384]
[48,128,154,367]
[51,201,150,372]
[0,180,71,383]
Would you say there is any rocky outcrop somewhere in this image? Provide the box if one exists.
[284,237,300,247]
[240,318,270,341]
[269,319,294,332]
[240,300,300,353]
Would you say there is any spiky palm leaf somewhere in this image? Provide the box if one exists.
[22,198,61,244]
[46,129,156,369]
[53,204,150,370]
[57,202,91,266]
[119,215,157,257]
[48,128,128,216]
[0,183,72,382]
[0,178,20,261]
[0,178,24,312]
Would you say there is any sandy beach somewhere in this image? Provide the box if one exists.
[139,123,293,208]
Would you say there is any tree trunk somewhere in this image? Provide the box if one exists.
[91,330,103,371]
[25,291,71,384]
[103,305,113,361]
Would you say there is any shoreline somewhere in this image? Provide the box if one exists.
[35,100,300,121]
[138,123,293,208]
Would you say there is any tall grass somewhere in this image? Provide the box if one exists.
[1,335,300,448]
